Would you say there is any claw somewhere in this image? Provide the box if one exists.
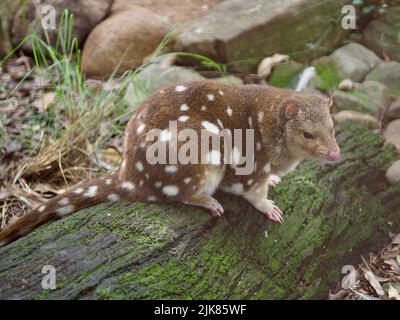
[264,204,283,223]
[268,175,281,187]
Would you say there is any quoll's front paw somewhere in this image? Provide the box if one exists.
[264,200,283,223]
[268,175,281,187]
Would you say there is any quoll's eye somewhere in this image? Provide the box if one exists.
[303,132,314,139]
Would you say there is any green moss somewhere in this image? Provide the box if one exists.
[269,61,304,88]
[312,57,344,91]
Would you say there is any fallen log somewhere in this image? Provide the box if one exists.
[0,122,399,299]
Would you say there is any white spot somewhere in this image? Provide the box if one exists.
[165,165,177,173]
[162,185,179,197]
[58,198,69,206]
[137,123,146,134]
[256,142,262,151]
[139,180,144,186]
[139,142,145,149]
[184,177,192,184]
[248,117,253,128]
[247,179,253,185]
[226,105,233,116]
[56,205,74,216]
[180,103,189,111]
[84,185,98,198]
[73,187,83,194]
[160,129,171,141]
[201,105,207,111]
[263,163,271,173]
[265,230,269,238]
[175,85,187,92]
[230,183,244,195]
[108,194,120,202]
[135,161,144,172]
[38,205,46,213]
[106,179,112,185]
[194,27,203,34]
[178,115,190,122]
[145,173,150,179]
[207,94,215,101]
[257,111,264,123]
[202,121,220,135]
[148,196,157,202]
[121,160,126,168]
[256,188,261,194]
[218,90,224,96]
[155,181,162,188]
[121,181,135,191]
[207,150,221,165]
[216,118,224,128]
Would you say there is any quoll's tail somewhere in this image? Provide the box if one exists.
[0,170,134,246]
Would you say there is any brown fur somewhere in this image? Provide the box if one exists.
[0,81,340,246]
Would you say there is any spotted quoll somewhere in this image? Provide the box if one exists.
[0,80,340,246]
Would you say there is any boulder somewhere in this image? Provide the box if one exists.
[366,61,400,97]
[363,8,400,62]
[383,119,400,153]
[12,0,113,53]
[333,110,379,129]
[175,0,349,73]
[330,43,381,82]
[81,6,171,78]
[333,80,390,116]
[386,160,400,185]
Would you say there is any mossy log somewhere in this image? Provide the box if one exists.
[0,122,399,300]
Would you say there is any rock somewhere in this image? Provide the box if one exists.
[388,99,400,120]
[269,61,304,89]
[0,0,20,57]
[214,75,243,85]
[81,6,171,78]
[330,43,381,82]
[138,63,204,93]
[12,0,113,53]
[384,119,400,153]
[363,8,400,62]
[366,62,400,97]
[338,79,355,91]
[333,111,379,129]
[333,80,390,116]
[176,0,349,73]
[386,160,400,185]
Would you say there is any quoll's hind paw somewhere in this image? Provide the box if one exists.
[264,204,283,223]
[268,175,281,187]
[181,195,224,218]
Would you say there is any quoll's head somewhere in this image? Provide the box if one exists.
[283,93,340,162]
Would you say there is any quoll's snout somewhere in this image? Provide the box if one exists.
[327,148,340,161]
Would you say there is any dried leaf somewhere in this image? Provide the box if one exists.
[32,92,56,112]
[388,284,400,300]
[392,234,400,245]
[257,54,289,78]
[384,259,400,273]
[328,289,347,300]
[364,271,385,296]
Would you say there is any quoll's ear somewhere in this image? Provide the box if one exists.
[284,102,299,119]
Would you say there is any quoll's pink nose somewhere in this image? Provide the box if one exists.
[328,149,340,161]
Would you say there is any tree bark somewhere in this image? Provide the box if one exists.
[0,122,399,300]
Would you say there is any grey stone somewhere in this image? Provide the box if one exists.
[384,119,400,153]
[333,80,390,116]
[330,43,382,82]
[176,0,348,73]
[363,8,400,62]
[366,61,400,97]
[386,160,400,185]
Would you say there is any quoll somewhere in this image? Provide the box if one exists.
[0,80,340,246]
